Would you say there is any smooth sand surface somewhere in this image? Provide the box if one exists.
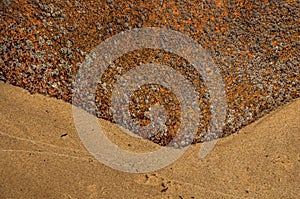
[1,81,299,198]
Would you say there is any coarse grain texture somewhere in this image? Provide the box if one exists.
[1,0,299,146]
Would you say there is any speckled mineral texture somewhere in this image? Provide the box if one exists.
[1,0,299,147]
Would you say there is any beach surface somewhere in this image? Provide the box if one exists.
[1,81,299,198]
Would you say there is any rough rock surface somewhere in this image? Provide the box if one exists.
[1,0,299,147]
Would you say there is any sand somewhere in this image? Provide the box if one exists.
[0,81,299,198]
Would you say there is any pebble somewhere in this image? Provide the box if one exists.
[1,0,299,147]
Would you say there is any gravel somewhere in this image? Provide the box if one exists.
[0,0,299,147]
